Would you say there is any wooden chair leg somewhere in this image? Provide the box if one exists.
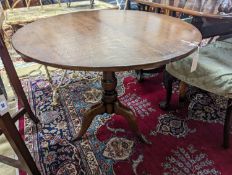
[0,113,41,175]
[223,99,232,149]
[159,70,175,110]
[136,66,165,83]
[179,81,188,106]
[135,70,144,82]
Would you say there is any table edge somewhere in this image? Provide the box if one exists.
[12,45,199,72]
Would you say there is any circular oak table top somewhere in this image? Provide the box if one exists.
[12,10,202,72]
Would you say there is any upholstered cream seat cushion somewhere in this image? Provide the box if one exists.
[166,39,232,98]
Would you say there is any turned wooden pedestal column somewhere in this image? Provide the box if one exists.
[74,72,147,143]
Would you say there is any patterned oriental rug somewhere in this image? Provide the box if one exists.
[19,71,232,175]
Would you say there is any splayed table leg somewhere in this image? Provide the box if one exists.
[73,71,150,144]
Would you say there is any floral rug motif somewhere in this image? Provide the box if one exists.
[162,145,221,175]
[150,113,196,138]
[188,87,228,124]
[20,71,232,175]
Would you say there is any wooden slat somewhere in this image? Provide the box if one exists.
[0,112,41,175]
[0,155,23,169]
[135,0,231,19]
[12,108,26,123]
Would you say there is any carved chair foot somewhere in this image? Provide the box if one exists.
[223,99,232,149]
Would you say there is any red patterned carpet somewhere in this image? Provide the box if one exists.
[19,71,232,175]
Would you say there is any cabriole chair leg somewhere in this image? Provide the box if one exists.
[159,70,175,110]
[223,99,232,149]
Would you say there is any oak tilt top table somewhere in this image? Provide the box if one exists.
[12,10,201,142]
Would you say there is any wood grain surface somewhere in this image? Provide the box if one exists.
[12,10,201,71]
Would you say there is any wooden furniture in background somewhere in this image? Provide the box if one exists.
[135,0,232,38]
[163,39,232,149]
[12,10,201,143]
[135,0,232,18]
[0,5,40,174]
[142,0,232,149]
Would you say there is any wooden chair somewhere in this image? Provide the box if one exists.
[158,0,232,149]
[135,0,232,81]
[0,4,40,174]
[160,37,232,149]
